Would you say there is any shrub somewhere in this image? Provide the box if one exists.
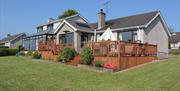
[0,48,9,56]
[16,45,24,51]
[57,48,75,62]
[80,47,94,65]
[26,51,33,56]
[170,50,180,55]
[16,51,25,56]
[94,61,103,67]
[0,48,18,56]
[0,45,9,48]
[32,51,41,59]
[8,48,19,55]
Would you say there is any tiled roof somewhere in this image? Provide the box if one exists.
[90,11,159,30]
[25,30,54,38]
[0,33,26,43]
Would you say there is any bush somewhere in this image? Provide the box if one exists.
[8,48,19,55]
[0,45,9,48]
[94,61,103,67]
[0,48,18,56]
[16,51,25,56]
[26,51,33,56]
[170,50,180,55]
[32,51,41,59]
[0,48,9,56]
[16,45,24,51]
[80,47,94,65]
[57,48,75,62]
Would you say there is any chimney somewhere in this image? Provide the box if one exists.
[7,34,11,37]
[98,9,106,29]
[47,18,54,23]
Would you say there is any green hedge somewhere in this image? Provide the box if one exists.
[0,48,19,56]
[0,45,9,48]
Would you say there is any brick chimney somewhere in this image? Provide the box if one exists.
[98,9,106,29]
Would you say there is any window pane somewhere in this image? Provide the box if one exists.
[121,32,132,41]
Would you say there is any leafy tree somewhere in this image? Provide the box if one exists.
[58,9,78,19]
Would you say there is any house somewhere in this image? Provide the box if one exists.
[23,9,171,59]
[171,32,180,49]
[0,33,26,48]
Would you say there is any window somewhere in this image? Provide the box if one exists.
[59,33,74,44]
[132,31,137,41]
[37,27,43,32]
[121,31,133,41]
[47,24,53,30]
[119,31,137,42]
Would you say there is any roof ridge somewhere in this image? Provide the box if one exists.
[90,11,159,24]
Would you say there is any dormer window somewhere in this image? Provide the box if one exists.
[37,27,43,32]
[47,24,53,30]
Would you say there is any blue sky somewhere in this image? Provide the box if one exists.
[0,0,180,39]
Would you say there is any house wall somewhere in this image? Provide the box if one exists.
[5,42,10,47]
[56,23,74,44]
[43,26,47,31]
[74,32,81,52]
[143,16,169,59]
[53,22,61,30]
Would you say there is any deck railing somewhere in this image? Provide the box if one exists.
[38,40,74,55]
[82,41,157,57]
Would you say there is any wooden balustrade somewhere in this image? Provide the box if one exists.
[82,41,157,57]
[38,40,74,55]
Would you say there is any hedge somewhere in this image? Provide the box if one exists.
[0,45,9,48]
[0,48,19,56]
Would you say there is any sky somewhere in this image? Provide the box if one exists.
[0,0,180,39]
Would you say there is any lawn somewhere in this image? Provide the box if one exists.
[0,56,179,91]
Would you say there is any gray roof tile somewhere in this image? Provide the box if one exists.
[90,11,159,30]
[0,33,26,43]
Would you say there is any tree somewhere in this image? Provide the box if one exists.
[58,9,78,19]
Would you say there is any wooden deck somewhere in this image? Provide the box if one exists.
[82,41,157,70]
[39,40,157,70]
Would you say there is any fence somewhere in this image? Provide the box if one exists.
[38,40,74,55]
[82,40,157,70]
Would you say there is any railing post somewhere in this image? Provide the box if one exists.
[117,41,121,70]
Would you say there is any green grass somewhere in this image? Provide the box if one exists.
[0,56,179,91]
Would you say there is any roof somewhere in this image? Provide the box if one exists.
[90,11,159,30]
[66,19,93,31]
[25,30,54,38]
[36,14,87,28]
[171,32,180,43]
[0,33,26,43]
